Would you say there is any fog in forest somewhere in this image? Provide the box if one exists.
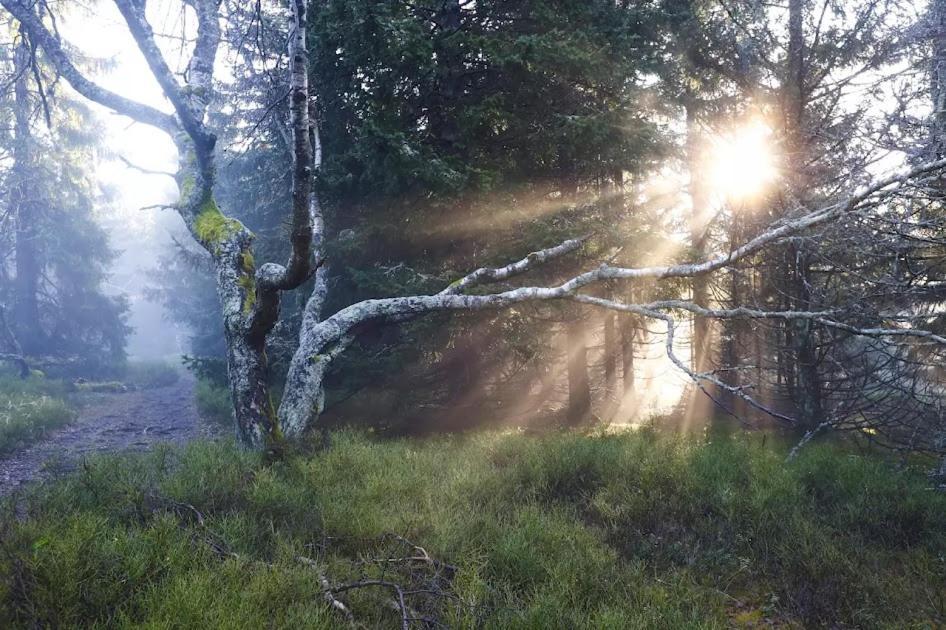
[2,1,946,626]
[66,3,186,361]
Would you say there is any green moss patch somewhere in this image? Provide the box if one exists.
[193,202,242,247]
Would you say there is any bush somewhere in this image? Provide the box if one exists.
[1,431,944,628]
[195,379,232,427]
[0,373,74,454]
[182,356,228,388]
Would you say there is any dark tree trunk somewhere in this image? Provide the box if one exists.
[0,307,29,378]
[602,172,622,399]
[686,100,712,376]
[783,0,823,430]
[603,307,617,394]
[621,315,635,394]
[931,0,946,476]
[566,317,591,425]
[443,329,484,424]
[430,0,463,150]
[723,217,748,418]
[11,38,43,354]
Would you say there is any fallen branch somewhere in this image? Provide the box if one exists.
[296,556,357,626]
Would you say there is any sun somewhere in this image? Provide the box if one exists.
[708,121,778,202]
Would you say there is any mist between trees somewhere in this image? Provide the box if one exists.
[1,0,946,470]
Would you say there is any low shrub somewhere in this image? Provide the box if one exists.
[194,379,232,427]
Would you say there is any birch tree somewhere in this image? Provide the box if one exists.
[5,0,946,454]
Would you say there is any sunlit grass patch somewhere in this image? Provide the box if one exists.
[2,430,945,628]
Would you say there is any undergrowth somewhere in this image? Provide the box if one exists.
[1,430,944,628]
[123,362,181,390]
[194,379,232,426]
[0,374,73,455]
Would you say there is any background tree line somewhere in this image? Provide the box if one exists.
[2,0,946,459]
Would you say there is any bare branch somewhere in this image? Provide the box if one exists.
[439,236,589,295]
[574,297,946,346]
[112,0,217,153]
[0,0,179,133]
[279,157,946,435]
[119,155,176,178]
[296,556,356,626]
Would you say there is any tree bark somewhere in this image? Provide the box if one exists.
[686,100,712,376]
[929,0,946,475]
[430,0,463,150]
[566,315,591,425]
[603,307,617,395]
[934,0,946,161]
[621,310,635,394]
[0,306,29,378]
[11,37,43,354]
[782,0,823,430]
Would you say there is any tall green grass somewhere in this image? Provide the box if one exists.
[194,379,232,426]
[2,430,944,628]
[0,374,74,455]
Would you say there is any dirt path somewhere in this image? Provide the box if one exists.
[0,376,217,496]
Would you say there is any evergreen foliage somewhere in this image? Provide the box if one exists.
[0,29,129,375]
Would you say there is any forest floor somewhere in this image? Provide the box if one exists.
[0,375,215,496]
[2,429,944,628]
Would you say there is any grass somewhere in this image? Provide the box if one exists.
[194,379,232,426]
[1,429,945,628]
[0,374,74,455]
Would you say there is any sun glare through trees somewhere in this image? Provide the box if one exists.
[2,0,946,627]
[709,120,780,202]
